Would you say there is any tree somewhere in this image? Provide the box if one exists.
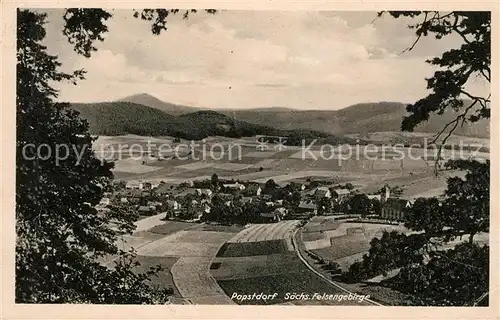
[342,11,492,306]
[316,197,332,215]
[394,242,489,306]
[404,197,445,238]
[16,8,214,303]
[262,179,278,195]
[345,194,371,217]
[384,12,490,148]
[370,198,382,216]
[443,160,489,243]
[210,173,219,191]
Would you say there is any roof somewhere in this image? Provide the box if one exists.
[241,196,253,203]
[246,184,261,192]
[138,206,152,212]
[274,207,287,214]
[383,198,411,210]
[315,189,330,197]
[299,202,317,210]
[126,180,142,186]
[367,194,382,201]
[260,212,278,218]
[176,188,198,197]
[333,188,350,195]
[155,184,178,194]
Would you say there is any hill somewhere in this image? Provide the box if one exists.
[119,94,488,138]
[218,101,489,138]
[69,102,355,144]
[118,93,201,116]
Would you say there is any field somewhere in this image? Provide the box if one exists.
[300,217,406,269]
[107,216,241,304]
[97,134,488,192]
[216,240,288,257]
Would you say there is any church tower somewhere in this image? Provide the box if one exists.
[381,185,391,203]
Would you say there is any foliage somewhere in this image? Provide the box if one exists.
[404,197,445,237]
[383,11,490,145]
[16,9,181,303]
[343,159,490,305]
[443,159,489,242]
[393,242,489,306]
[344,193,371,217]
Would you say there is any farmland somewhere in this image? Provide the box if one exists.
[93,133,489,306]
[96,134,488,199]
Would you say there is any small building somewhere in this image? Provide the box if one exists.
[147,201,163,208]
[137,205,155,214]
[196,188,213,197]
[265,201,275,207]
[381,198,411,221]
[155,183,178,195]
[120,197,128,204]
[260,209,286,222]
[223,182,246,191]
[200,199,211,213]
[274,199,284,206]
[297,201,318,215]
[241,196,253,204]
[126,180,143,190]
[332,188,350,201]
[315,187,332,200]
[176,188,198,198]
[99,197,110,206]
[367,194,382,202]
[166,200,181,211]
[245,184,262,196]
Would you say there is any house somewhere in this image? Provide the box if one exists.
[260,207,288,222]
[297,201,318,215]
[155,183,178,195]
[274,199,284,206]
[176,188,198,197]
[315,187,332,200]
[381,198,411,221]
[137,205,155,214]
[99,197,110,206]
[223,182,246,191]
[200,199,211,213]
[367,194,382,202]
[265,201,275,207]
[126,180,143,190]
[120,197,128,204]
[332,188,350,201]
[147,201,163,209]
[196,188,213,197]
[143,182,153,190]
[245,184,262,196]
[166,200,181,211]
[241,196,253,204]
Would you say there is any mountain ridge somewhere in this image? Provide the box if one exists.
[85,93,489,138]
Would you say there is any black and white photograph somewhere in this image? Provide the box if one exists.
[4,4,495,312]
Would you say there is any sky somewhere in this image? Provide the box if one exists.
[43,9,489,110]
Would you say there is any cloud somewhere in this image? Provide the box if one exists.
[47,10,485,109]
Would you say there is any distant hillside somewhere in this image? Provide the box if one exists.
[116,94,488,138]
[69,102,355,144]
[219,101,489,138]
[119,93,201,116]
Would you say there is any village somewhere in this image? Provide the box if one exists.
[97,174,413,225]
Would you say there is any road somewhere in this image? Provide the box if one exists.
[290,228,383,306]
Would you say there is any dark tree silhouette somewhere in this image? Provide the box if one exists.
[16,8,215,304]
